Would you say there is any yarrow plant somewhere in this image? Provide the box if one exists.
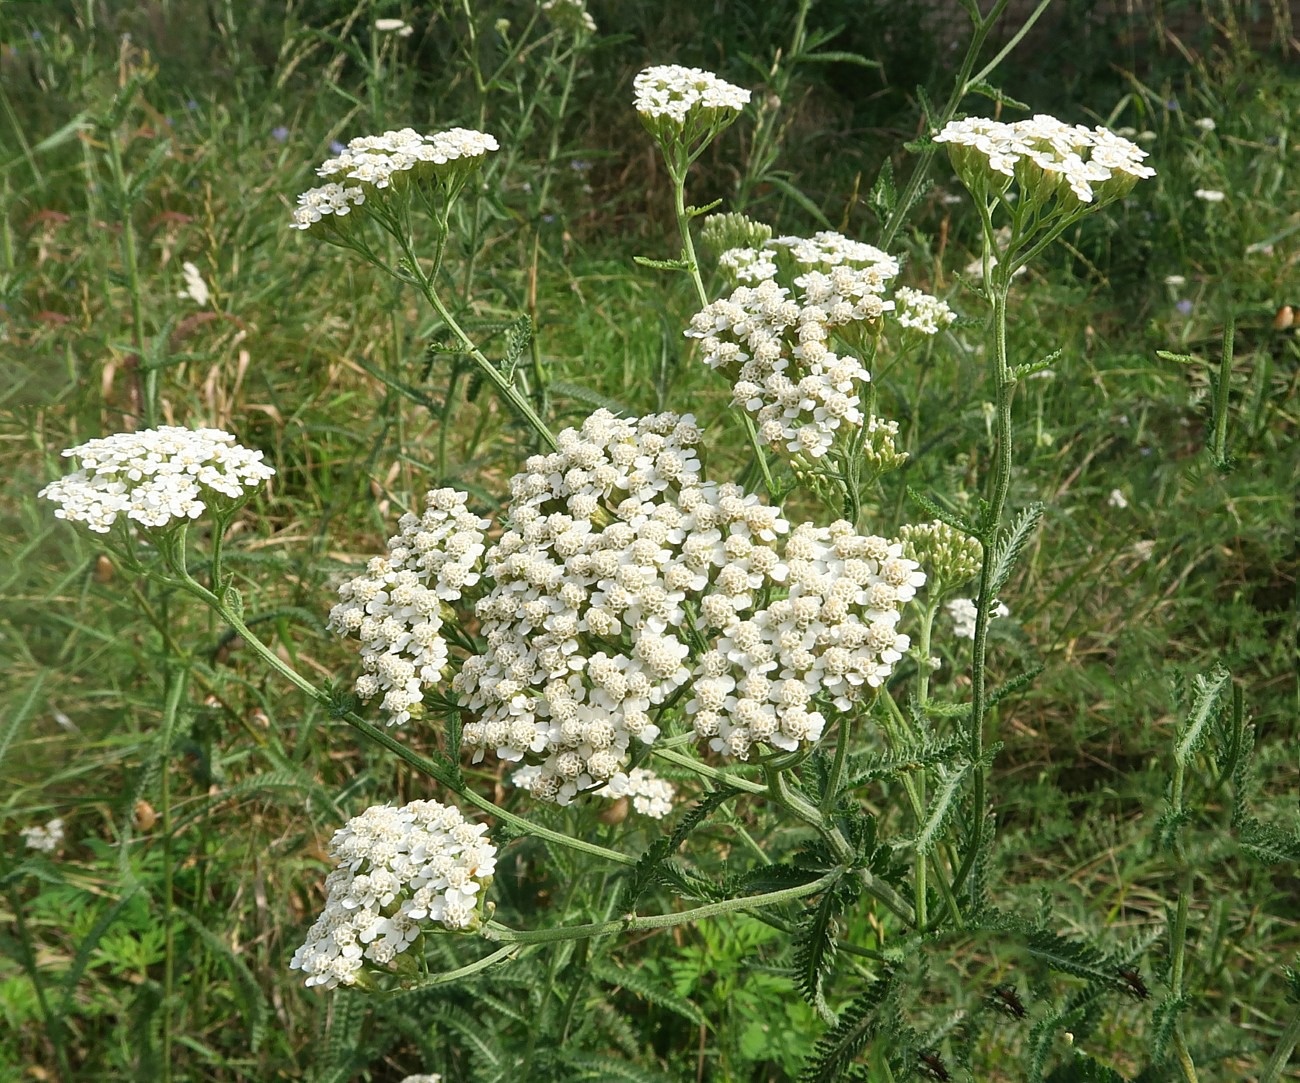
[36,42,1184,1078]
[21,818,65,854]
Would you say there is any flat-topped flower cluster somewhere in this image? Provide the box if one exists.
[290,800,497,990]
[934,114,1155,205]
[331,409,924,807]
[291,127,499,231]
[633,65,751,125]
[38,427,274,534]
[689,231,951,459]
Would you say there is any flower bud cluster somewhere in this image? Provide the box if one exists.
[686,520,922,758]
[686,232,901,458]
[700,211,774,258]
[290,800,496,990]
[291,127,499,231]
[899,521,981,596]
[39,426,274,534]
[329,489,489,726]
[860,415,909,478]
[934,114,1155,207]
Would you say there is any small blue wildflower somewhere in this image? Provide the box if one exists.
[1175,298,1193,315]
[185,99,199,111]
[271,126,289,143]
[1165,98,1180,111]
[330,140,346,155]
[30,29,43,40]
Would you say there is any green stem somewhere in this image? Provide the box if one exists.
[951,275,1014,900]
[670,161,709,308]
[7,885,73,1082]
[819,712,853,816]
[877,0,1010,252]
[483,868,844,944]
[1259,1005,1300,1083]
[158,661,189,1083]
[652,746,767,795]
[104,124,152,425]
[1210,312,1234,466]
[398,238,557,450]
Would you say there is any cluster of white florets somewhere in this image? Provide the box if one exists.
[934,114,1155,205]
[453,411,711,805]
[329,489,489,726]
[290,801,496,990]
[893,286,957,335]
[686,232,901,458]
[333,411,923,805]
[541,0,596,33]
[945,597,1010,640]
[633,65,751,126]
[686,520,922,758]
[599,767,676,818]
[291,127,498,230]
[21,818,65,853]
[38,427,274,534]
[289,182,367,231]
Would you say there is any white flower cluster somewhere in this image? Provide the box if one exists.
[454,411,710,804]
[541,0,596,33]
[39,426,274,534]
[399,1076,442,1083]
[946,597,1010,640]
[893,286,957,335]
[934,114,1156,204]
[687,232,901,458]
[334,411,923,805]
[290,800,496,990]
[21,818,65,853]
[633,65,751,125]
[289,182,367,231]
[291,127,499,231]
[599,767,676,819]
[329,489,489,726]
[686,520,922,759]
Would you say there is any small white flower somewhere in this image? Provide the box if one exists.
[21,818,65,853]
[599,768,675,818]
[1107,488,1129,509]
[399,1076,442,1083]
[1194,188,1226,203]
[1164,274,1186,286]
[374,18,414,36]
[541,0,596,33]
[176,261,210,306]
[1193,117,1216,132]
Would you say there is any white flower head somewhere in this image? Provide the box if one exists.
[292,127,499,231]
[599,767,676,818]
[177,261,210,306]
[374,18,414,36]
[893,286,956,335]
[934,113,1155,208]
[945,597,1010,640]
[541,0,596,34]
[21,818,65,853]
[1194,188,1226,203]
[39,426,274,534]
[330,489,490,726]
[290,801,496,990]
[1107,488,1129,509]
[634,65,750,149]
[1193,117,1216,132]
